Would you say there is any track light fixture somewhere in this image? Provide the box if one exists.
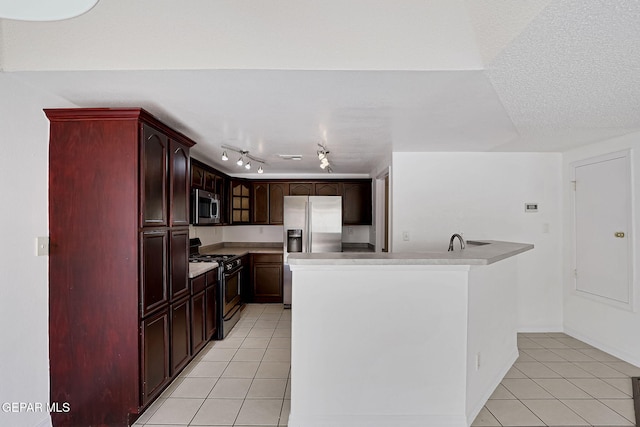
[221,144,266,173]
[317,143,333,173]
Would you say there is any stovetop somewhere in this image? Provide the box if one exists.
[189,254,237,263]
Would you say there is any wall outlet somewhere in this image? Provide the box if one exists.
[36,236,49,256]
[402,231,410,241]
[348,226,353,235]
[475,352,481,370]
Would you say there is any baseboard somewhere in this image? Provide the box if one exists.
[632,377,639,427]
[466,347,519,425]
[517,325,564,333]
[288,413,467,427]
[563,326,640,368]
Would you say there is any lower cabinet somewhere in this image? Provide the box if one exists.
[171,297,191,375]
[251,253,284,303]
[205,284,218,340]
[191,291,206,355]
[141,309,170,406]
[190,268,218,353]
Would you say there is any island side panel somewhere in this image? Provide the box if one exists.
[465,257,519,423]
[289,265,471,427]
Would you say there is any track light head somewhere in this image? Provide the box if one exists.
[221,151,228,161]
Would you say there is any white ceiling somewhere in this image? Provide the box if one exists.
[3,0,640,176]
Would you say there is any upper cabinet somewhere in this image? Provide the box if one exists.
[314,182,342,196]
[191,159,228,224]
[268,182,288,225]
[141,123,168,227]
[170,140,191,227]
[190,161,372,227]
[252,182,269,224]
[231,180,251,224]
[343,181,372,225]
[289,182,313,196]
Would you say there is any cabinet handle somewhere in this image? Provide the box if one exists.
[615,232,625,238]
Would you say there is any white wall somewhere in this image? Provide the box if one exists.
[391,152,563,331]
[0,74,73,427]
[562,132,640,366]
[466,259,519,423]
[290,264,470,427]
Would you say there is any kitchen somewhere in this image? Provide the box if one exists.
[2,1,640,427]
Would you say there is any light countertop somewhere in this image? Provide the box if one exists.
[287,240,533,266]
[200,247,283,257]
[188,262,218,278]
[189,242,283,278]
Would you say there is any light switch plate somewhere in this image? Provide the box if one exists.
[36,236,49,256]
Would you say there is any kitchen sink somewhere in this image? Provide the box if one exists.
[466,241,490,247]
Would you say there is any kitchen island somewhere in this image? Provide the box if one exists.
[287,240,533,427]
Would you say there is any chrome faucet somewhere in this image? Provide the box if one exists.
[448,234,465,252]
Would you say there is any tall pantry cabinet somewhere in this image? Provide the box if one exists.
[46,108,194,427]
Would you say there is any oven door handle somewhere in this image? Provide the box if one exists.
[224,265,243,277]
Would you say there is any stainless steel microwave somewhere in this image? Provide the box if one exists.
[191,189,220,225]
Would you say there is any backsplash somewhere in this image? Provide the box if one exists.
[190,225,371,246]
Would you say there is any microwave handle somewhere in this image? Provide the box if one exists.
[192,192,200,221]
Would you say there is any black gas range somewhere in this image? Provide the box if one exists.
[189,238,243,339]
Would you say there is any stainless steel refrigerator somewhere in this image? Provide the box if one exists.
[283,196,342,307]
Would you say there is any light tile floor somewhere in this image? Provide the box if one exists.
[473,333,639,426]
[135,306,639,427]
[134,304,291,427]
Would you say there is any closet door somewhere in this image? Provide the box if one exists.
[573,151,632,306]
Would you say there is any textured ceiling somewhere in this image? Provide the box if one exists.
[4,0,640,175]
[485,0,640,151]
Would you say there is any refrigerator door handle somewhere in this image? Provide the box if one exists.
[307,200,312,252]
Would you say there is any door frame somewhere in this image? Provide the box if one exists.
[375,166,391,252]
[570,149,635,311]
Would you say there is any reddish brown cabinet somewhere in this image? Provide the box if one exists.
[252,182,270,224]
[231,180,251,224]
[205,284,218,340]
[190,268,218,347]
[289,182,314,195]
[141,230,169,316]
[46,108,194,427]
[170,229,190,300]
[342,181,372,225]
[315,181,342,196]
[171,297,191,374]
[141,309,170,406]
[191,291,206,354]
[170,140,191,226]
[250,253,284,303]
[268,182,288,225]
[141,123,168,227]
